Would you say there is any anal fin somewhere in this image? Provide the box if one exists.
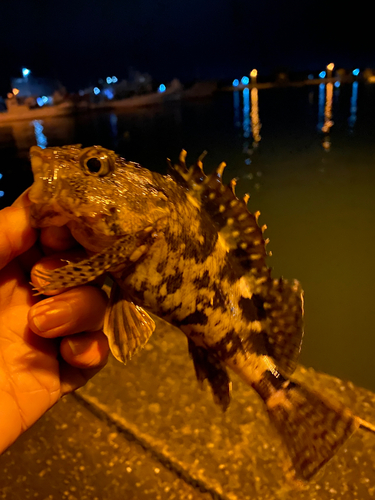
[104,281,155,364]
[188,338,231,411]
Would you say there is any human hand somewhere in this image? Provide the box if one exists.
[0,191,109,453]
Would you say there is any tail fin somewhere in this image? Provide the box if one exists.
[256,374,359,480]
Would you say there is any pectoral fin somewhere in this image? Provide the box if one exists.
[104,281,155,364]
[31,227,158,294]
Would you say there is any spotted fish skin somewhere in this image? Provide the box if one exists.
[29,145,366,480]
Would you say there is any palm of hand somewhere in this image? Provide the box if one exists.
[0,196,109,453]
[0,257,60,440]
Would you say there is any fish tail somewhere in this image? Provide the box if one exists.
[254,372,359,480]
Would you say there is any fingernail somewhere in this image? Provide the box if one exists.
[31,299,73,332]
[67,337,94,356]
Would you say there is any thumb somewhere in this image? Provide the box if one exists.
[0,191,37,271]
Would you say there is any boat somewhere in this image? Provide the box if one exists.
[0,101,74,124]
[93,79,183,110]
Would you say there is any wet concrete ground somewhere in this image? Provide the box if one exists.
[1,321,375,499]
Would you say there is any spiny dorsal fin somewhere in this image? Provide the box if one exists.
[168,149,207,187]
[169,151,268,275]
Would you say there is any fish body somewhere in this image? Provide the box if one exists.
[29,145,366,480]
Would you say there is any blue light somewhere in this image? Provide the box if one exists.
[241,76,249,85]
[32,120,48,148]
[334,81,340,88]
[319,71,326,78]
[233,90,240,127]
[42,96,48,104]
[353,68,360,76]
[348,81,358,131]
[93,87,100,95]
[242,87,250,138]
[106,77,112,84]
[0,191,4,197]
[112,76,118,83]
[36,97,44,107]
[0,173,2,179]
[232,79,239,87]
[158,84,166,93]
[22,67,30,77]
[308,74,314,80]
[317,83,325,131]
[104,88,114,100]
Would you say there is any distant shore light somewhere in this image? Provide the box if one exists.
[12,88,20,95]
[0,191,4,197]
[334,81,340,88]
[158,84,166,93]
[22,68,30,78]
[241,76,249,85]
[327,63,335,71]
[232,79,239,87]
[93,87,100,95]
[112,76,118,83]
[308,74,314,80]
[353,68,360,76]
[319,71,326,78]
[106,77,112,84]
[250,69,257,78]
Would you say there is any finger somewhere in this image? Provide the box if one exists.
[16,244,44,275]
[30,250,94,295]
[11,188,32,208]
[0,198,37,271]
[40,225,79,254]
[28,285,108,337]
[60,330,109,369]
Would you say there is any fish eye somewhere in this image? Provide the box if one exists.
[86,157,103,174]
[79,147,116,177]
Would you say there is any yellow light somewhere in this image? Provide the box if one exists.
[7,92,13,99]
[250,87,261,143]
[12,88,19,96]
[250,69,258,78]
[327,63,334,71]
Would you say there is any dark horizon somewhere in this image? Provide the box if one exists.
[1,0,374,96]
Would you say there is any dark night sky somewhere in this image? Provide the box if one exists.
[1,0,374,95]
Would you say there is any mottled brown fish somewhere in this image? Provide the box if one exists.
[28,144,374,480]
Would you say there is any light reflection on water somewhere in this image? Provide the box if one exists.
[32,120,48,148]
[0,83,374,391]
[348,81,358,131]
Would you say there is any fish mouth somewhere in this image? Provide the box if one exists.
[29,146,71,228]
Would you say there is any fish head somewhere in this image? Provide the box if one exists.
[29,145,169,251]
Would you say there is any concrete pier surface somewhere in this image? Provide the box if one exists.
[1,321,375,499]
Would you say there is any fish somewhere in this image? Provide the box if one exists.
[28,144,375,481]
